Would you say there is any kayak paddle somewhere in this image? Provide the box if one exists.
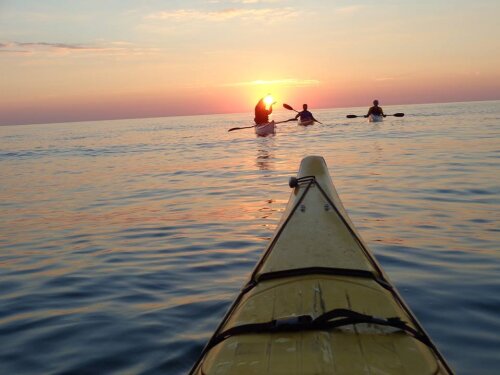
[228,125,256,132]
[283,103,323,124]
[228,118,296,132]
[346,113,405,118]
[283,103,299,113]
[276,118,298,124]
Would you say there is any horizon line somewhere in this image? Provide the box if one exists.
[1,97,499,127]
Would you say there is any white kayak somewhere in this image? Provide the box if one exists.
[298,118,314,126]
[368,114,384,122]
[255,121,275,136]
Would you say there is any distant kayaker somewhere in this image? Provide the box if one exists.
[365,100,385,118]
[295,104,319,123]
[254,96,274,124]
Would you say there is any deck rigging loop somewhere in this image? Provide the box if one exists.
[204,308,432,353]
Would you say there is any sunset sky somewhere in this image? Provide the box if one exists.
[1,0,499,125]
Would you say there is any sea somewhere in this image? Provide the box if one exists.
[1,101,499,374]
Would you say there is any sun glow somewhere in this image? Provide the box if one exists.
[264,94,274,107]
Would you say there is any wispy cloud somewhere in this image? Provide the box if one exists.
[222,78,320,87]
[335,5,366,14]
[17,42,91,50]
[207,0,284,3]
[374,77,395,82]
[146,7,298,22]
[0,41,160,56]
[233,0,284,3]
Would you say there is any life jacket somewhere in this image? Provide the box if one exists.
[299,110,313,120]
[370,106,383,116]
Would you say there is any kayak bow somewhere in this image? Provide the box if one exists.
[190,156,452,375]
[368,114,384,122]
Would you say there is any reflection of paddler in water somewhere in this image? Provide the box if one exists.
[256,146,274,171]
[255,137,275,171]
[254,95,276,124]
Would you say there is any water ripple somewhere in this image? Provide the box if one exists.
[0,101,499,374]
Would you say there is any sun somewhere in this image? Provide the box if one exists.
[263,94,274,107]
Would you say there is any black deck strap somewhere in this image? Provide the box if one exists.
[296,175,316,183]
[315,308,380,323]
[255,267,393,291]
[205,308,432,353]
[258,267,374,281]
[315,309,413,333]
[313,308,431,346]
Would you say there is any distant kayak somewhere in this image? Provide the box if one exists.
[255,121,275,136]
[298,118,314,126]
[190,156,452,375]
[368,114,384,122]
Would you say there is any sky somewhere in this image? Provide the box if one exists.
[1,0,499,125]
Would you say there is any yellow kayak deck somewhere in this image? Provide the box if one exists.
[190,156,452,374]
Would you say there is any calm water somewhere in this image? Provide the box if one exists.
[1,101,499,374]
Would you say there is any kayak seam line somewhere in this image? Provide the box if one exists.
[314,181,386,279]
[248,178,315,284]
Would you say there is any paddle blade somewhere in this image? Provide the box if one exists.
[283,103,294,111]
[346,115,358,118]
[228,124,256,132]
[393,113,405,117]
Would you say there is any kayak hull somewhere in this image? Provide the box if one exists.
[190,156,452,375]
[255,121,275,136]
[298,118,314,126]
[368,114,384,122]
